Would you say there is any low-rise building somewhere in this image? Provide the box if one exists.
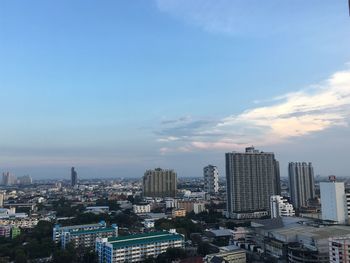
[61,224,118,249]
[270,195,295,218]
[172,208,186,218]
[96,230,184,263]
[205,245,246,263]
[53,221,107,243]
[133,203,151,214]
[142,219,155,229]
[329,236,350,263]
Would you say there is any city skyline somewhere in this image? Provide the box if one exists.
[1,1,350,178]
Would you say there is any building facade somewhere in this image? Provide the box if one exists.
[226,147,280,219]
[143,168,177,198]
[270,195,295,218]
[329,236,350,263]
[133,204,151,214]
[53,221,107,243]
[288,162,315,209]
[96,231,184,263]
[61,225,118,249]
[204,165,219,194]
[320,181,349,224]
[71,167,78,187]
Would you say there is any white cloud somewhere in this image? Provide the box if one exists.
[157,67,350,152]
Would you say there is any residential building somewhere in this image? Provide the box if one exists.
[1,172,16,186]
[205,246,246,263]
[194,202,206,214]
[288,162,315,209]
[0,225,11,238]
[320,181,349,224]
[96,231,184,263]
[143,168,177,198]
[172,208,186,218]
[71,167,78,187]
[270,195,295,218]
[204,165,219,194]
[329,236,350,263]
[0,193,3,207]
[225,147,280,219]
[53,221,106,243]
[17,175,32,185]
[133,203,151,214]
[61,224,118,249]
[11,227,21,239]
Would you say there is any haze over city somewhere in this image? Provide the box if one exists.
[1,1,350,179]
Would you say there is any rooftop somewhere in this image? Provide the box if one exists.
[106,231,184,249]
[70,227,117,236]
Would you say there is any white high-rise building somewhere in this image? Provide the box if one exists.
[320,181,349,224]
[204,165,219,194]
[270,195,295,218]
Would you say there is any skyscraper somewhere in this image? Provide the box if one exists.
[288,162,315,209]
[143,168,177,198]
[203,165,219,194]
[226,147,280,219]
[1,172,16,186]
[71,167,78,187]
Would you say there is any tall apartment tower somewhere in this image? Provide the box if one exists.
[203,165,219,194]
[143,168,177,198]
[320,180,350,224]
[71,167,78,187]
[1,172,16,186]
[226,147,281,219]
[288,162,315,209]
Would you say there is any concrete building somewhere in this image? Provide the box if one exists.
[0,193,3,207]
[1,172,16,186]
[133,203,151,214]
[71,167,78,187]
[143,168,177,198]
[320,181,349,224]
[142,219,155,229]
[17,175,32,185]
[289,162,315,209]
[270,195,295,218]
[194,202,206,214]
[0,225,11,238]
[205,246,246,263]
[61,224,118,249]
[172,208,186,218]
[204,165,219,194]
[225,147,280,219]
[329,236,350,263]
[96,231,184,263]
[53,221,106,243]
[251,217,350,263]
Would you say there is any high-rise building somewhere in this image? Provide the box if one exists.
[17,175,32,185]
[225,147,280,219]
[1,172,16,186]
[320,180,350,224]
[71,167,78,187]
[270,195,295,218]
[204,165,219,194]
[288,162,315,209]
[143,168,177,197]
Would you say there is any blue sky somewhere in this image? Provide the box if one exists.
[1,0,350,179]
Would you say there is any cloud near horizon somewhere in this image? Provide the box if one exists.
[157,68,350,153]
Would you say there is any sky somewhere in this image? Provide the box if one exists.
[0,0,350,179]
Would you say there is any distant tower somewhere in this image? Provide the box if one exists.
[288,162,315,209]
[143,168,177,198]
[203,165,219,194]
[71,167,78,187]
